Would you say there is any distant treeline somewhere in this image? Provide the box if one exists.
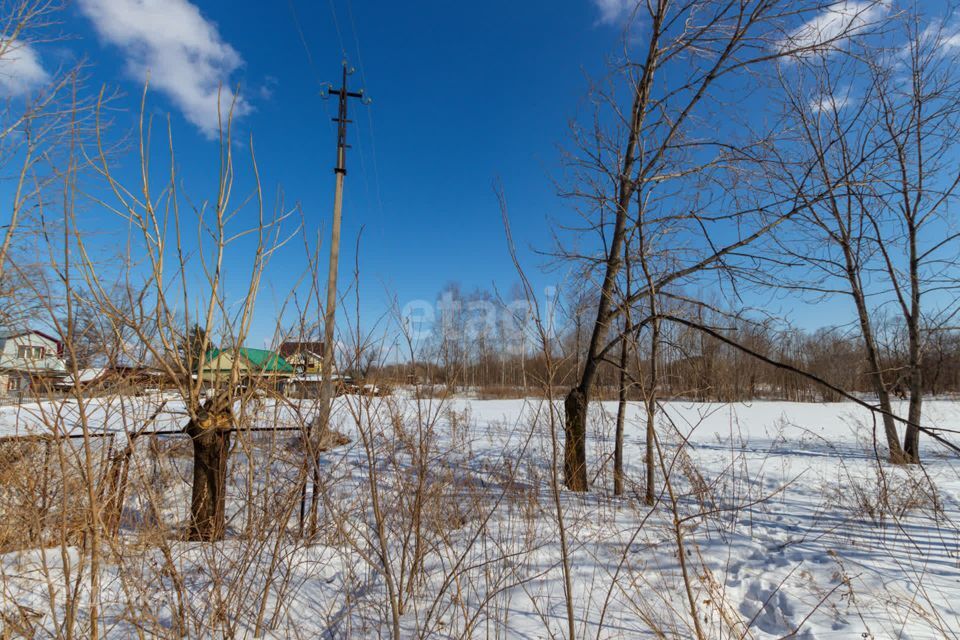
[376,287,960,402]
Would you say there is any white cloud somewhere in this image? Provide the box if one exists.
[593,0,636,26]
[810,93,850,113]
[781,1,890,57]
[258,76,278,101]
[919,20,960,52]
[0,40,50,97]
[77,0,249,138]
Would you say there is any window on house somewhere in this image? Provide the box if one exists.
[16,345,44,360]
[7,377,20,391]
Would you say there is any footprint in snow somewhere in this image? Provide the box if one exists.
[740,579,807,637]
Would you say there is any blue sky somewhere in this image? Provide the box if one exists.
[5,0,957,350]
[18,0,631,346]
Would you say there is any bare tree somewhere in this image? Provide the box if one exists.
[559,0,875,491]
[764,9,960,462]
[70,82,300,540]
[0,1,99,328]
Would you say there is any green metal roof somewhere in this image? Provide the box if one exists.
[204,348,294,373]
[238,348,294,372]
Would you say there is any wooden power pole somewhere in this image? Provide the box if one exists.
[305,62,367,535]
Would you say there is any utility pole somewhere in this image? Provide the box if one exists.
[303,62,367,536]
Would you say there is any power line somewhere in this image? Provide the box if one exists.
[287,0,335,137]
[326,0,348,60]
[287,0,319,79]
[289,0,378,215]
[344,0,385,221]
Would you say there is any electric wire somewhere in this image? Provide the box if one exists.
[344,0,385,223]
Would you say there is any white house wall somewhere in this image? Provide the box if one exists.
[0,333,66,375]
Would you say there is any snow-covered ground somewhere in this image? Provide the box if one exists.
[2,393,959,638]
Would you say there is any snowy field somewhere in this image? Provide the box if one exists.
[1,392,959,638]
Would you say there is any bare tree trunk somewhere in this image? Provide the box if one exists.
[638,215,659,506]
[187,404,233,542]
[849,274,905,463]
[563,8,661,491]
[563,387,589,492]
[905,366,922,461]
[904,233,923,462]
[613,334,629,497]
[614,239,635,497]
[644,316,659,506]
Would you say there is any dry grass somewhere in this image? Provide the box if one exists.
[0,438,111,553]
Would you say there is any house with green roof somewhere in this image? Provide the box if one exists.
[200,347,294,387]
[236,348,294,374]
